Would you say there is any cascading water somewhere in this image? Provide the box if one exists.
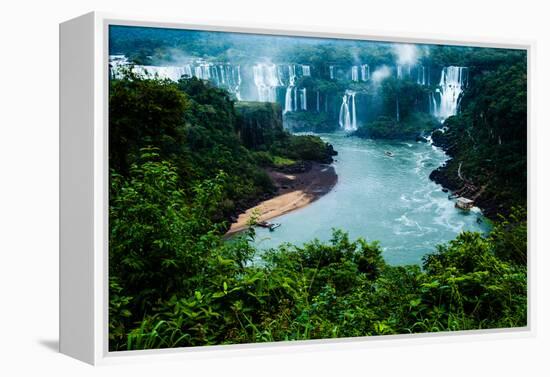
[288,65,296,86]
[111,55,375,116]
[284,65,297,114]
[219,65,226,84]
[396,65,413,79]
[416,65,426,85]
[431,66,468,122]
[113,57,245,98]
[284,88,293,114]
[277,66,285,84]
[351,66,359,82]
[234,66,242,100]
[132,65,193,81]
[253,63,281,102]
[396,97,400,122]
[429,92,437,116]
[361,64,370,81]
[339,90,357,131]
[300,88,307,110]
[316,91,320,112]
[427,66,431,86]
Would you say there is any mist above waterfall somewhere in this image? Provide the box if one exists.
[371,65,391,84]
[393,44,419,66]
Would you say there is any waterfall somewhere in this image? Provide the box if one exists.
[316,91,320,112]
[351,66,359,82]
[284,87,293,114]
[211,65,219,83]
[219,65,226,84]
[429,92,437,115]
[361,64,370,81]
[339,95,350,130]
[397,65,402,79]
[302,65,311,76]
[109,56,240,101]
[417,66,426,85]
[430,66,468,122]
[193,66,202,79]
[132,65,195,81]
[351,92,356,130]
[233,65,242,100]
[300,88,307,110]
[329,66,334,79]
[396,97,400,122]
[200,64,211,80]
[288,65,296,86]
[183,64,192,78]
[253,63,281,102]
[284,65,297,114]
[339,90,357,131]
[427,66,431,86]
[277,66,285,85]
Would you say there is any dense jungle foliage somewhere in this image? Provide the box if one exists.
[109,67,527,351]
[109,71,334,222]
[109,148,526,350]
[429,51,527,219]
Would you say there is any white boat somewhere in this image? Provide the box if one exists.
[269,223,281,231]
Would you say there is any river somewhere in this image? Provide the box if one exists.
[252,132,490,265]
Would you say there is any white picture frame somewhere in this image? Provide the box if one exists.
[59,11,535,365]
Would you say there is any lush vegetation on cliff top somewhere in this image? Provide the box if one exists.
[430,51,527,219]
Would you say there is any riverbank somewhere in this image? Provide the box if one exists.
[226,162,337,236]
[428,130,501,220]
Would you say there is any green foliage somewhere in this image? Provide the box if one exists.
[430,57,527,218]
[420,230,527,330]
[283,135,337,163]
[110,73,272,221]
[490,207,527,265]
[354,112,439,140]
[107,43,527,351]
[380,77,429,121]
[109,70,189,175]
[271,156,296,168]
[109,156,527,350]
[234,101,336,164]
[235,101,286,150]
[284,111,338,133]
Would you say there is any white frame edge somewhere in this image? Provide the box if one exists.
[59,11,536,365]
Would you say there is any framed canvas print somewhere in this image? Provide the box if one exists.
[60,12,532,365]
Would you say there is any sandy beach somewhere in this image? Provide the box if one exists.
[226,162,337,236]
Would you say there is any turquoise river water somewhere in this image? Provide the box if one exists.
[252,132,490,265]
